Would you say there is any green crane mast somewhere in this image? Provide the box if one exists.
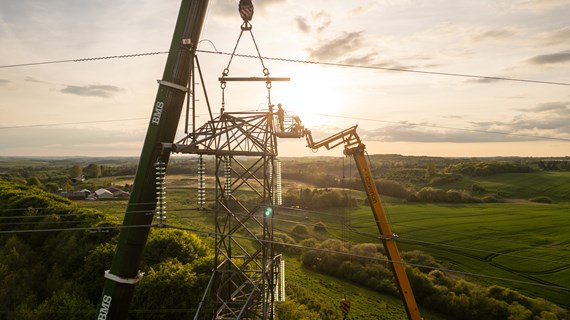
[97,1,209,318]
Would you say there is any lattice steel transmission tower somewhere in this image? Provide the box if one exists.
[164,111,284,319]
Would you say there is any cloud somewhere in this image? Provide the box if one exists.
[307,31,369,62]
[519,0,570,10]
[526,50,570,65]
[294,10,331,34]
[0,125,145,156]
[25,76,46,83]
[360,125,523,143]
[356,101,570,144]
[60,84,125,98]
[295,16,310,33]
[0,79,9,86]
[473,28,517,42]
[535,26,570,46]
[516,102,570,114]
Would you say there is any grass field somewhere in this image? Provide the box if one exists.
[444,171,570,201]
[313,201,570,308]
[78,173,570,314]
[283,257,448,320]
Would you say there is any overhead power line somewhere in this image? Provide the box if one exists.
[197,49,570,87]
[0,51,172,69]
[0,118,147,130]
[1,49,569,86]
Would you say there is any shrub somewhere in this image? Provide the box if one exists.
[291,224,310,239]
[313,222,327,233]
[429,174,462,186]
[378,179,412,198]
[529,196,553,204]
[471,183,486,193]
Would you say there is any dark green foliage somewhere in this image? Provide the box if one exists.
[142,229,209,268]
[537,160,570,171]
[291,224,310,239]
[313,221,327,233]
[529,196,553,203]
[0,181,215,318]
[429,174,462,186]
[284,187,357,209]
[300,240,569,320]
[68,165,83,178]
[26,177,43,188]
[446,161,534,177]
[378,179,413,198]
[409,187,486,203]
[273,231,298,254]
[30,291,96,320]
[76,242,117,302]
[83,164,101,179]
[471,183,486,193]
[0,181,72,213]
[130,258,204,320]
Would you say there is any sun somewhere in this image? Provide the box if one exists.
[277,65,344,128]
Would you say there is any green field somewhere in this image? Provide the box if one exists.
[306,201,570,308]
[445,171,570,201]
[78,173,570,310]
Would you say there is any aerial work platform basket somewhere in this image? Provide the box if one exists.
[272,111,305,139]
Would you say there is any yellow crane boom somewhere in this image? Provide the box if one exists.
[305,125,422,320]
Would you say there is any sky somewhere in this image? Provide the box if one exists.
[1,0,569,158]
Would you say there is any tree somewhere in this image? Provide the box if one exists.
[26,177,43,188]
[83,164,101,179]
[426,163,436,177]
[32,291,95,320]
[291,224,309,239]
[68,165,82,178]
[131,259,201,320]
[507,302,532,320]
[44,183,60,193]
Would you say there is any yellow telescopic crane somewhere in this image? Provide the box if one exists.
[305,125,422,320]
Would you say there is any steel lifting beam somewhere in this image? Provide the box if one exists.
[97,1,210,319]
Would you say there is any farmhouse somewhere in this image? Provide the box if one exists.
[94,188,114,199]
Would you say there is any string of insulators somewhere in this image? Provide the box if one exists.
[268,160,274,204]
[198,155,206,209]
[276,159,282,206]
[154,161,167,225]
[224,157,232,199]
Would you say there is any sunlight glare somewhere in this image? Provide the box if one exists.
[278,65,345,128]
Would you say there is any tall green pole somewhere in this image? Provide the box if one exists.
[97,1,209,319]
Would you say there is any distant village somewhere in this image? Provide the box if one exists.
[59,186,130,201]
[58,175,130,201]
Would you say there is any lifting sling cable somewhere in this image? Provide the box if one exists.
[220,9,274,112]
